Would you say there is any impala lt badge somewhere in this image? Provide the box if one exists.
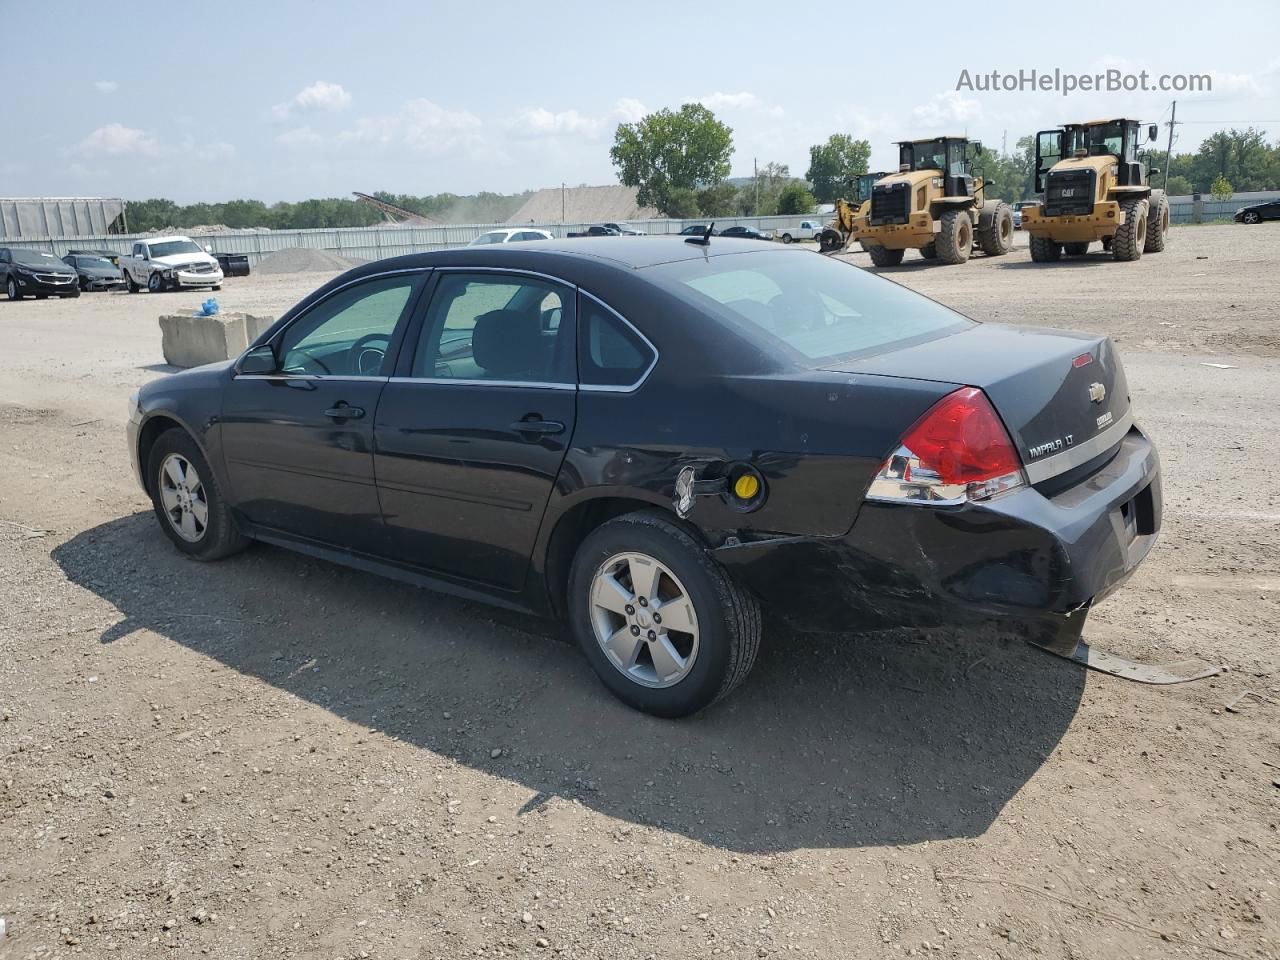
[1088,382,1106,404]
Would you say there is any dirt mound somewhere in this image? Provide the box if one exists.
[254,247,367,275]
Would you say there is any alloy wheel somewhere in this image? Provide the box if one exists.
[158,453,209,542]
[589,552,700,688]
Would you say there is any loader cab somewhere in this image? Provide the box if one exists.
[897,137,980,198]
[854,171,890,204]
[1036,119,1158,190]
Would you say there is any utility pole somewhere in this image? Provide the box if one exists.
[561,182,566,224]
[1164,101,1177,192]
[754,157,759,214]
[1002,129,1007,155]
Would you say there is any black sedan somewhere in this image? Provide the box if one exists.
[0,247,80,299]
[678,224,719,236]
[127,238,1161,717]
[62,253,125,291]
[1233,199,1280,224]
[719,225,773,240]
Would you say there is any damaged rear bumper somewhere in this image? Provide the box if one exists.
[714,427,1161,654]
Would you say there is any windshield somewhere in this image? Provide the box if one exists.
[469,232,506,245]
[651,250,972,363]
[1066,121,1124,158]
[147,240,204,258]
[12,250,66,267]
[902,139,947,172]
[76,257,116,269]
[855,173,882,203]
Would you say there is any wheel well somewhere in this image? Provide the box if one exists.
[136,416,185,495]
[543,497,697,619]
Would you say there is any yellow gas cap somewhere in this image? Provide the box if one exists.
[733,473,760,501]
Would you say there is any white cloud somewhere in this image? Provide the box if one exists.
[271,81,352,121]
[73,123,159,156]
[337,98,481,154]
[508,107,601,138]
[94,80,119,94]
[912,91,983,129]
[698,91,760,110]
[612,97,648,124]
[277,125,323,146]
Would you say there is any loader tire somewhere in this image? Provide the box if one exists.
[1112,198,1148,261]
[977,200,1013,256]
[1144,190,1169,253]
[919,243,938,260]
[818,229,843,252]
[1063,242,1090,256]
[936,210,972,264]
[866,245,904,267]
[1029,235,1062,262]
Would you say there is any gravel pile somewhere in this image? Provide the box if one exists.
[254,247,367,275]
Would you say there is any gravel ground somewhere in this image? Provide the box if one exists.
[1,224,1277,960]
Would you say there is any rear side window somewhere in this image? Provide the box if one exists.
[651,250,972,363]
[578,294,655,389]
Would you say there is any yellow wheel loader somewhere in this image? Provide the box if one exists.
[851,137,1013,267]
[1021,119,1168,262]
[817,172,889,253]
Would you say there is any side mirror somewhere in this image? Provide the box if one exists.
[1148,124,1158,142]
[238,343,278,375]
[1149,167,1162,177]
[204,244,213,254]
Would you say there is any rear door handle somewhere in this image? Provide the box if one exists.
[324,403,365,420]
[509,418,564,435]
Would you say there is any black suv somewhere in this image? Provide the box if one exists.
[0,248,80,300]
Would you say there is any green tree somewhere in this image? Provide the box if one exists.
[1210,174,1233,202]
[696,182,739,217]
[610,104,734,215]
[776,182,817,215]
[1164,175,1194,197]
[805,134,871,204]
[664,187,701,219]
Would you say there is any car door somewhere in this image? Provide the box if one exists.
[219,270,428,553]
[373,270,578,590]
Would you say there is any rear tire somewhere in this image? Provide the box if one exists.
[935,209,972,264]
[866,245,905,267]
[125,270,139,293]
[977,200,1013,256]
[1029,235,1062,262]
[1112,198,1147,261]
[1242,211,1260,224]
[781,233,793,244]
[146,428,249,561]
[568,511,761,718]
[1063,242,1090,256]
[919,243,938,260]
[1144,190,1169,252]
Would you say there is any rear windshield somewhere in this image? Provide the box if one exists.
[650,251,972,363]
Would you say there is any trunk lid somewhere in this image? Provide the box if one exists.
[822,324,1131,483]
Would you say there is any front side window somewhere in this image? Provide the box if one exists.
[412,273,573,384]
[276,274,420,377]
[653,250,971,364]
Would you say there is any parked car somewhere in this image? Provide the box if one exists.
[1234,200,1280,224]
[678,224,719,236]
[566,225,620,238]
[119,236,223,293]
[61,253,125,291]
[67,247,122,266]
[214,252,251,278]
[127,237,1161,718]
[603,222,644,236]
[0,247,80,300]
[719,225,773,241]
[779,220,823,243]
[1013,201,1039,229]
[469,228,554,246]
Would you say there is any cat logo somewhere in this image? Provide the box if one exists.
[1088,382,1106,404]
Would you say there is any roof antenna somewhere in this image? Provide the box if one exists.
[685,221,714,247]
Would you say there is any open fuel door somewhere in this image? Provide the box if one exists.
[1035,129,1063,192]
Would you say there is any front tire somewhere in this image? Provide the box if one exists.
[568,511,761,718]
[146,428,249,561]
[1112,198,1148,261]
[977,200,1013,256]
[935,209,973,264]
[1029,234,1063,262]
[147,271,165,293]
[6,278,21,301]
[866,244,905,267]
[1063,242,1090,256]
[1242,211,1260,224]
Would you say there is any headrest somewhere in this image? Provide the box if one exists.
[472,309,543,378]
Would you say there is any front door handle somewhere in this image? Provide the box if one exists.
[509,418,564,435]
[324,403,365,420]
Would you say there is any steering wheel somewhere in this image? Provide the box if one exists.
[349,333,391,376]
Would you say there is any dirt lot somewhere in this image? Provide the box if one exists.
[1,224,1277,960]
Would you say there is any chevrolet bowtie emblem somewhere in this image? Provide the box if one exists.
[1088,382,1106,404]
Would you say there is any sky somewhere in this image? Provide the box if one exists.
[1,0,1278,204]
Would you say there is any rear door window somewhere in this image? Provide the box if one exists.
[578,294,656,389]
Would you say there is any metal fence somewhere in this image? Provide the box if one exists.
[0,214,829,265]
[1167,193,1278,224]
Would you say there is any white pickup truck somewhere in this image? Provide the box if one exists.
[120,236,224,293]
[778,220,824,243]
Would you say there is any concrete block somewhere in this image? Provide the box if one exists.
[159,312,274,368]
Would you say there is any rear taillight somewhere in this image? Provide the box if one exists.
[867,387,1025,504]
